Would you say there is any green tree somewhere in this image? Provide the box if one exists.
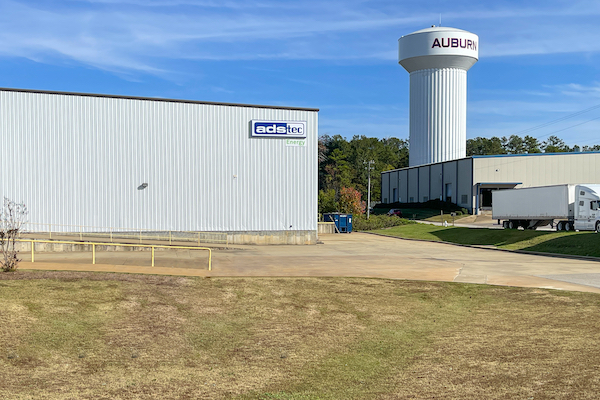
[318,189,337,214]
[319,134,409,205]
[324,148,353,195]
[501,135,525,154]
[466,137,505,156]
[542,135,569,153]
[523,135,541,153]
[583,145,600,152]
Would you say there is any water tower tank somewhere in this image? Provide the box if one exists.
[399,27,479,167]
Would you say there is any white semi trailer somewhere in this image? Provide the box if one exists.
[492,184,600,232]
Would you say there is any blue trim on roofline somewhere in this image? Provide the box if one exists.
[471,151,600,158]
[476,182,522,185]
[381,152,600,174]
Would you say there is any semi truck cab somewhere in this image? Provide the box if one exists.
[574,185,600,232]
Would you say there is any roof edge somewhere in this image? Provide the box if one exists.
[381,152,600,174]
[0,87,320,112]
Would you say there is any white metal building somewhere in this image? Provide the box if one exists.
[0,88,318,244]
[381,152,600,214]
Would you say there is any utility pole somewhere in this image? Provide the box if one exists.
[364,160,375,219]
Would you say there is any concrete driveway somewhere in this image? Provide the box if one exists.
[19,232,600,293]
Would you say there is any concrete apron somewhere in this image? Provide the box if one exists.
[15,233,600,294]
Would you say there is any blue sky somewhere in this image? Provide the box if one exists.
[1,0,599,147]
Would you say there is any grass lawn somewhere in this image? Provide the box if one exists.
[372,207,469,221]
[2,271,600,399]
[422,213,471,223]
[372,224,600,258]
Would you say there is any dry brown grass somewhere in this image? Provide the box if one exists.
[1,271,600,399]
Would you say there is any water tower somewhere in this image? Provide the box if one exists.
[399,27,479,167]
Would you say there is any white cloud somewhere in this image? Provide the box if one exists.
[0,0,600,76]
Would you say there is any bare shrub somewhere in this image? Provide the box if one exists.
[0,197,28,272]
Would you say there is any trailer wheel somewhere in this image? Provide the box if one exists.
[557,221,563,231]
[565,222,571,231]
[502,221,509,229]
[508,220,516,230]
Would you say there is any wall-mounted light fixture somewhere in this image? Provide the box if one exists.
[138,183,148,190]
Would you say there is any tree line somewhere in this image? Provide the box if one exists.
[467,134,600,155]
[319,134,600,214]
[318,135,408,214]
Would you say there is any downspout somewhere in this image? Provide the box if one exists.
[475,183,480,216]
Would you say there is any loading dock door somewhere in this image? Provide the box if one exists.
[481,188,493,207]
[476,183,521,210]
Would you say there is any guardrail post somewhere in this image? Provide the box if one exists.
[110,228,113,243]
[49,223,52,239]
[169,231,172,245]
[19,239,212,271]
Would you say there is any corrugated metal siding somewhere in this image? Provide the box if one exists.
[429,163,443,201]
[418,165,430,202]
[473,154,600,188]
[0,90,317,232]
[409,68,466,167]
[407,168,419,202]
[381,172,394,203]
[457,158,473,207]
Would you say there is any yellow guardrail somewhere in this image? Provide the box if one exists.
[17,239,212,271]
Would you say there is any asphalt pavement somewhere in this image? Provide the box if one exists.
[17,232,600,294]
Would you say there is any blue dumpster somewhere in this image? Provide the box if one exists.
[323,213,353,233]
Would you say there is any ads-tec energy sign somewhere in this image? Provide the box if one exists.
[251,120,306,138]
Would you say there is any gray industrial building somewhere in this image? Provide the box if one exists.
[381,152,600,214]
[387,26,600,214]
[0,88,318,244]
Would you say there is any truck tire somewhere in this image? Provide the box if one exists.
[557,221,563,231]
[565,222,571,231]
[502,221,509,229]
[508,220,516,230]
[596,222,600,233]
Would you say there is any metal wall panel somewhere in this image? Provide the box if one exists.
[429,163,443,201]
[0,90,318,233]
[381,170,390,203]
[418,165,430,202]
[407,168,419,202]
[442,161,457,202]
[473,153,600,188]
[399,169,408,203]
[409,68,467,167]
[457,158,473,207]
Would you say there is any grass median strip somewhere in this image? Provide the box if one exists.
[2,271,600,398]
[371,224,600,258]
